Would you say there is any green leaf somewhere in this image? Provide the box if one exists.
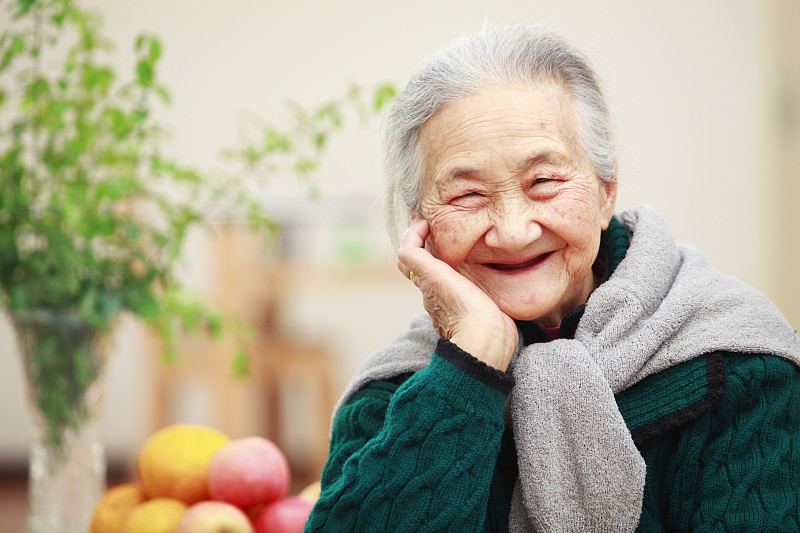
[174,167,202,184]
[315,102,343,128]
[18,0,36,15]
[314,132,326,149]
[96,291,122,324]
[264,128,291,153]
[231,347,250,378]
[25,76,50,102]
[294,156,318,175]
[373,83,397,111]
[12,121,27,138]
[132,109,148,123]
[84,66,114,93]
[12,34,25,53]
[207,312,224,338]
[148,36,162,63]
[0,35,25,73]
[9,284,30,310]
[127,289,160,321]
[136,61,153,87]
[51,8,67,27]
[156,85,171,104]
[78,287,98,320]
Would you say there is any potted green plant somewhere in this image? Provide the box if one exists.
[0,0,394,531]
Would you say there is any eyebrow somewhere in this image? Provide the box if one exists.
[518,152,570,171]
[437,150,569,184]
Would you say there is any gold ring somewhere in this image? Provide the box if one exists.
[409,270,416,282]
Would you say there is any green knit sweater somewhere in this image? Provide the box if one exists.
[305,220,800,532]
[305,351,800,532]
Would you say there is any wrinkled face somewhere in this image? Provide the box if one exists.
[417,82,617,327]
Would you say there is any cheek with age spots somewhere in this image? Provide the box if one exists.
[424,213,473,263]
[426,219,454,258]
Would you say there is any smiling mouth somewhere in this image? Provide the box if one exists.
[486,252,552,271]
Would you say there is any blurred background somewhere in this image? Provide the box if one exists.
[1,0,798,528]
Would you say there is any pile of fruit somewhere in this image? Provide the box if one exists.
[89,424,321,533]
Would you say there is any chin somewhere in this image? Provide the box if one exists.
[493,282,588,326]
[499,303,554,324]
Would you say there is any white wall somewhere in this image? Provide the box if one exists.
[1,0,788,461]
[73,0,776,286]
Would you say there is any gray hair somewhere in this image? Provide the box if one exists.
[383,24,618,245]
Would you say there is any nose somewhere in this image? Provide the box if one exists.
[484,198,541,250]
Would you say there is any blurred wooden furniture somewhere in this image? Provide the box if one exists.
[152,227,339,486]
[253,308,337,481]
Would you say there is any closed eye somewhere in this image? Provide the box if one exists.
[452,191,481,201]
[528,176,560,199]
[449,190,484,207]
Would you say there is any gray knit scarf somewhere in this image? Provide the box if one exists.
[334,205,800,532]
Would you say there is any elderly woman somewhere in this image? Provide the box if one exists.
[305,25,800,532]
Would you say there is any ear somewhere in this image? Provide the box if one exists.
[598,178,618,230]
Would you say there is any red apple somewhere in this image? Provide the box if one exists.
[252,497,314,533]
[177,501,254,533]
[208,436,291,510]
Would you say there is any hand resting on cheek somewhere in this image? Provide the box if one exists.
[397,219,519,372]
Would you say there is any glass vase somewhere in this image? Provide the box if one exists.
[12,310,110,533]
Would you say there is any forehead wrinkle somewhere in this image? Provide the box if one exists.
[419,81,587,196]
[429,130,567,185]
[432,116,571,179]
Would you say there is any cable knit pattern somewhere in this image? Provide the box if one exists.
[306,352,508,532]
[636,354,800,532]
[307,354,800,533]
[308,352,800,532]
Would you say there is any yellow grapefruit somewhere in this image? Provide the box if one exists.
[298,480,322,502]
[122,498,187,533]
[136,424,229,504]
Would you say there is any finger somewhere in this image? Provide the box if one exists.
[397,220,431,280]
[401,219,430,250]
[424,235,434,255]
[396,257,421,283]
[398,249,431,284]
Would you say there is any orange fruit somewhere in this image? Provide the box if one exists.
[90,482,147,533]
[136,424,229,505]
[122,498,187,533]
